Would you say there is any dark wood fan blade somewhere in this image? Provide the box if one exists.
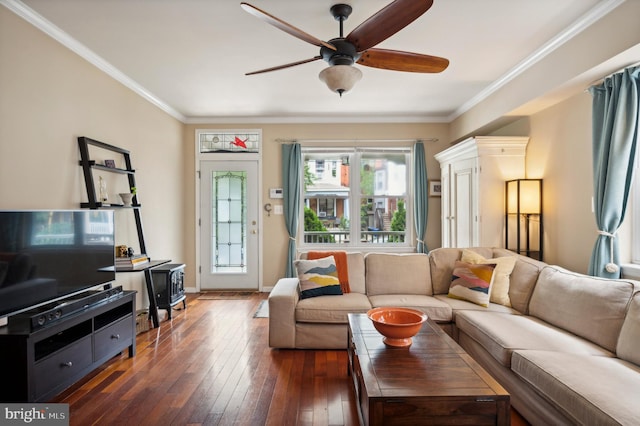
[356,48,449,73]
[241,3,336,51]
[346,0,433,52]
[245,56,323,75]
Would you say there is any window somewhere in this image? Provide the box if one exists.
[315,160,325,178]
[302,147,412,248]
[317,197,335,218]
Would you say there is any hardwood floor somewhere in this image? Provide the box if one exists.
[53,292,529,425]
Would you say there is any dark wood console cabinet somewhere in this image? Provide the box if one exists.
[0,291,136,402]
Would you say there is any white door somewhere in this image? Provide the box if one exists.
[451,157,476,248]
[200,160,259,290]
[441,164,451,247]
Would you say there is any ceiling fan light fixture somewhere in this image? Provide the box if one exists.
[318,65,362,96]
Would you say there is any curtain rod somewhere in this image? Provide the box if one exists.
[274,138,439,143]
[586,61,640,90]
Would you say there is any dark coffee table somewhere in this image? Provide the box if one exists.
[347,313,509,425]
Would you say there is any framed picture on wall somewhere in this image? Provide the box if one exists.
[429,180,442,197]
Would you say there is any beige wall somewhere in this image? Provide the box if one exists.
[525,93,595,273]
[490,90,633,274]
[0,7,185,308]
[185,123,449,288]
[486,94,597,273]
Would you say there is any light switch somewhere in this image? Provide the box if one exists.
[274,204,283,215]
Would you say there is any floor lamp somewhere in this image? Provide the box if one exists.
[505,179,543,260]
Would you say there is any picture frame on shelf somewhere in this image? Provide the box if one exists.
[104,159,116,168]
[429,180,442,197]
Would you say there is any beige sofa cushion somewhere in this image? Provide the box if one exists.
[492,248,545,314]
[345,252,366,293]
[295,292,371,324]
[617,292,640,365]
[365,253,431,296]
[512,350,640,425]
[529,266,636,352]
[434,294,518,320]
[368,294,452,322]
[456,310,614,367]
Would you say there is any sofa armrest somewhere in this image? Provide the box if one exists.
[268,277,300,348]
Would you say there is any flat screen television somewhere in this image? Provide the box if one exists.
[0,210,116,318]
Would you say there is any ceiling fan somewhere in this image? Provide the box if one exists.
[240,0,449,96]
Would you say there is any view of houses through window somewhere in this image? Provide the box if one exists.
[302,148,411,247]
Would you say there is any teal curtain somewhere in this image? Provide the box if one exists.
[413,142,429,253]
[588,66,640,278]
[282,143,301,277]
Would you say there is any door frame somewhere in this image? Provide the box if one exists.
[194,129,263,292]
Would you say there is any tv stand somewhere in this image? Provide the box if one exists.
[0,290,136,402]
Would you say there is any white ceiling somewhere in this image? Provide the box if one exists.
[5,0,619,123]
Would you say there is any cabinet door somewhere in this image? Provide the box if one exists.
[451,158,477,248]
[440,164,452,247]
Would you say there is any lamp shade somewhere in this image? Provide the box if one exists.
[506,179,542,214]
[505,178,543,261]
[319,65,362,96]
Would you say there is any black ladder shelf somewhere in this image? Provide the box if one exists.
[78,136,173,328]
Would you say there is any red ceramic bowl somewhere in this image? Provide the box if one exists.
[367,307,428,347]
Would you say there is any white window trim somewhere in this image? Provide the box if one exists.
[629,153,640,263]
[622,149,640,279]
[300,146,414,252]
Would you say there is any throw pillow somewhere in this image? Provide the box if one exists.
[306,251,350,293]
[294,256,343,299]
[461,249,517,307]
[448,260,495,307]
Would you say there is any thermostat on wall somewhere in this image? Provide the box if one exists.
[270,188,284,199]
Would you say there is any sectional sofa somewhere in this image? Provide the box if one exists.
[268,248,640,425]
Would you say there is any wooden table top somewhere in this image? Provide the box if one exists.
[348,313,509,400]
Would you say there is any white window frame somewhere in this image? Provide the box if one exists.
[631,153,640,264]
[300,146,414,252]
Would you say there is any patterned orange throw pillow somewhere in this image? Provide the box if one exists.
[307,251,350,293]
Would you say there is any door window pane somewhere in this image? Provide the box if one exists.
[211,171,246,271]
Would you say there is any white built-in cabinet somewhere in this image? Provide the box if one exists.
[434,136,529,249]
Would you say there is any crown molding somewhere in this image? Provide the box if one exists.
[1,0,187,123]
[184,114,449,125]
